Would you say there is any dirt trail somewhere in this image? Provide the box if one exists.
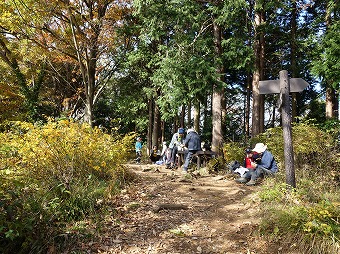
[88,164,276,254]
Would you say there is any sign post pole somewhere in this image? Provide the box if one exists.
[259,71,309,189]
[279,70,296,188]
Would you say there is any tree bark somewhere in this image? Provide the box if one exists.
[324,2,338,119]
[211,21,224,154]
[152,100,161,149]
[187,101,192,128]
[251,3,265,137]
[291,0,298,122]
[326,87,336,119]
[194,100,200,132]
[180,105,186,128]
[245,73,252,139]
[66,1,109,127]
[147,99,153,156]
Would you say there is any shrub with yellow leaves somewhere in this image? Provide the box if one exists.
[0,120,136,253]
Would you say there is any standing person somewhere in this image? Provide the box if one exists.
[236,143,278,186]
[135,137,143,164]
[166,128,185,169]
[182,128,201,173]
[149,145,161,163]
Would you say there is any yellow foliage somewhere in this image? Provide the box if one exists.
[1,120,135,184]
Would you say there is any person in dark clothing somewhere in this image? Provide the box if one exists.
[236,143,278,186]
[182,128,201,172]
[149,145,161,163]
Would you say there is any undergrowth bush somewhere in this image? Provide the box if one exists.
[248,122,340,254]
[0,120,136,253]
[223,122,340,253]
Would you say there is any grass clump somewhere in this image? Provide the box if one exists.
[0,120,136,253]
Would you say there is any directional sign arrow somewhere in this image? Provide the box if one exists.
[259,80,280,94]
[290,78,310,92]
[259,78,309,94]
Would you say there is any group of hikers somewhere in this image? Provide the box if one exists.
[135,128,278,185]
[135,127,202,173]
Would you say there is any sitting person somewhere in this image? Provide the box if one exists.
[160,141,169,164]
[149,145,161,163]
[236,143,278,186]
[234,148,256,177]
[166,128,185,169]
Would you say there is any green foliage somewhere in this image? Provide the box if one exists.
[311,20,340,89]
[222,142,246,163]
[0,120,136,253]
[253,122,340,254]
[258,183,288,202]
[319,119,340,148]
[249,121,335,171]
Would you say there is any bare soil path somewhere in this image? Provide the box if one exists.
[87,163,278,254]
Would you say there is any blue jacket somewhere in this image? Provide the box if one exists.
[135,141,142,152]
[184,130,201,151]
[258,150,278,173]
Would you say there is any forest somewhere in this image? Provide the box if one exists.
[0,0,340,253]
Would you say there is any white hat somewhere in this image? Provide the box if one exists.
[252,143,267,153]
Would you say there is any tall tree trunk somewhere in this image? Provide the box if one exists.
[161,120,165,143]
[271,104,276,128]
[152,100,161,148]
[259,11,265,133]
[66,1,110,127]
[147,99,153,156]
[83,49,97,127]
[173,115,179,134]
[326,87,336,119]
[211,21,224,154]
[180,105,185,128]
[291,0,298,122]
[202,92,210,138]
[187,101,192,128]
[324,2,338,119]
[245,1,253,140]
[252,70,261,136]
[251,3,265,137]
[334,92,339,119]
[245,73,252,140]
[194,100,200,132]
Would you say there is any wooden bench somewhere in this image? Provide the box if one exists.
[178,150,217,170]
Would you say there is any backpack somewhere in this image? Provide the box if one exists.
[228,160,241,171]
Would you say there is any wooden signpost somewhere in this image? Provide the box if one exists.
[259,70,310,188]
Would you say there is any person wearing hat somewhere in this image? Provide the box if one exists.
[236,143,278,186]
[182,128,201,173]
[166,128,185,169]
